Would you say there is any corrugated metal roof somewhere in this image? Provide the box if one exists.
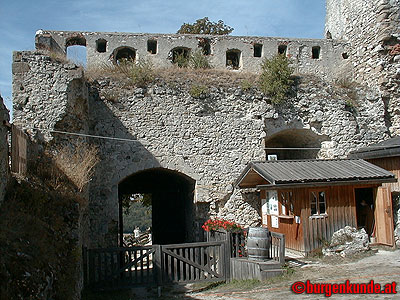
[243,159,395,185]
[349,136,400,159]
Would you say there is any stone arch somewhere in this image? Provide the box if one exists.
[265,129,329,160]
[111,46,136,64]
[65,34,87,66]
[170,47,191,66]
[65,34,87,48]
[118,167,195,245]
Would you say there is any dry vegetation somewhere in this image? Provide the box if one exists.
[85,61,257,90]
[53,141,100,192]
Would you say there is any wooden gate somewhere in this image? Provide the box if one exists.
[84,241,227,290]
[161,241,227,284]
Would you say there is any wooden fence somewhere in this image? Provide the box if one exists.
[270,232,285,265]
[83,240,228,290]
[207,229,285,265]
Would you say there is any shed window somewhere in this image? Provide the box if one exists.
[254,44,262,57]
[280,190,293,216]
[278,45,287,55]
[310,190,326,215]
[312,46,321,59]
[147,40,157,54]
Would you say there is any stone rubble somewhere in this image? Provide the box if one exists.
[322,226,370,257]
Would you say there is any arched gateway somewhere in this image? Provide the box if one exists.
[118,168,195,245]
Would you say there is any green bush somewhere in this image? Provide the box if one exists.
[241,79,253,91]
[190,50,211,69]
[189,84,209,98]
[174,52,190,68]
[258,54,294,104]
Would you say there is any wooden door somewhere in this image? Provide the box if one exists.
[374,187,394,246]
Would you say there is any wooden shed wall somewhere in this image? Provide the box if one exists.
[367,157,400,192]
[302,185,357,253]
[261,190,304,252]
[261,185,359,253]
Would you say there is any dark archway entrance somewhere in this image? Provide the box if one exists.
[265,129,329,160]
[118,168,195,245]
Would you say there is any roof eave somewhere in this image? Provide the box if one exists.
[256,177,397,190]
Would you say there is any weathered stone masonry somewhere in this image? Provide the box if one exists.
[0,95,9,205]
[36,30,347,80]
[12,50,390,247]
[12,0,400,247]
[326,0,400,136]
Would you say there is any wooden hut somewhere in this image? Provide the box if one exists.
[235,159,396,254]
[349,136,400,246]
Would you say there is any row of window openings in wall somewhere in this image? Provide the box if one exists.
[263,190,326,218]
[95,39,328,62]
[66,36,349,67]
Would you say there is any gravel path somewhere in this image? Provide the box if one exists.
[187,249,400,300]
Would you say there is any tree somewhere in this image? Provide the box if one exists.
[258,54,294,104]
[177,17,234,35]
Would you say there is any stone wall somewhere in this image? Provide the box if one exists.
[0,94,9,205]
[12,50,392,246]
[35,30,347,80]
[12,51,89,142]
[325,0,400,136]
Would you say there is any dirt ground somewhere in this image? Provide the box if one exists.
[182,249,400,300]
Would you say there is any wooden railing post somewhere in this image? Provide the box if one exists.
[153,245,163,286]
[224,240,231,281]
[279,234,285,265]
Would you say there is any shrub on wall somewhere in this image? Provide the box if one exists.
[258,54,294,104]
[190,50,211,69]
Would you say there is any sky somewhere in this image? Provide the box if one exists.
[0,0,326,117]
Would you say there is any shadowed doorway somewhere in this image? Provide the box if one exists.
[118,168,195,245]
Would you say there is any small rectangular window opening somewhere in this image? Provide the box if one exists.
[96,39,107,53]
[254,44,262,57]
[278,45,287,55]
[280,190,293,216]
[147,40,157,54]
[310,190,326,215]
[312,46,321,59]
[226,50,241,70]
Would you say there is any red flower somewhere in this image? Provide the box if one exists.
[201,218,243,232]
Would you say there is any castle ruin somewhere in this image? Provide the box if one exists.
[9,0,400,248]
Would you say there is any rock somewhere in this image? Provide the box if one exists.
[322,226,370,257]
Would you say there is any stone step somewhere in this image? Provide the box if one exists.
[260,269,285,280]
[258,261,282,271]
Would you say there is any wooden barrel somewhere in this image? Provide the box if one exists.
[247,227,271,261]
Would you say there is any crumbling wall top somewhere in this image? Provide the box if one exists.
[35,30,348,79]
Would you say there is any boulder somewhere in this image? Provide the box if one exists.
[322,226,369,257]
